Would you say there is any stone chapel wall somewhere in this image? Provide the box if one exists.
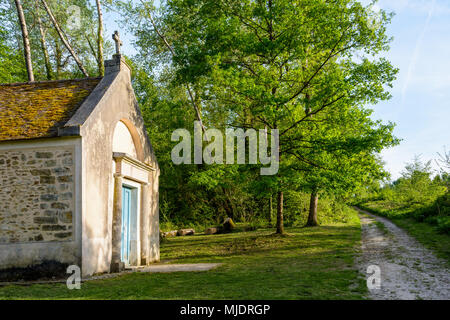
[0,147,75,243]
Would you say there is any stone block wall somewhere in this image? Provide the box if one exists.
[0,147,75,243]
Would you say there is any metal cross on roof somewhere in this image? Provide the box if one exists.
[112,31,123,55]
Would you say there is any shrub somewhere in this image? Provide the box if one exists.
[436,216,450,234]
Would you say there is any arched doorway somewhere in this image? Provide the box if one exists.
[110,120,154,271]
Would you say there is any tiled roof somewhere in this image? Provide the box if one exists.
[0,78,101,142]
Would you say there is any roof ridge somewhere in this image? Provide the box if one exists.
[0,77,103,87]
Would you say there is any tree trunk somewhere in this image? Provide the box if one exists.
[35,1,52,80]
[220,187,234,220]
[15,0,34,82]
[95,0,104,76]
[306,192,319,227]
[142,3,207,136]
[85,34,97,58]
[40,0,89,77]
[276,190,284,234]
[268,195,273,224]
[55,40,61,78]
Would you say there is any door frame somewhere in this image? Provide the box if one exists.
[111,152,154,272]
[121,186,132,265]
[121,179,141,267]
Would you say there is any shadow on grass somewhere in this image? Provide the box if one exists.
[161,225,360,262]
[0,219,365,300]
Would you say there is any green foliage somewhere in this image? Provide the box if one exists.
[414,192,450,233]
[357,155,449,234]
[0,27,27,83]
[283,190,354,226]
[130,59,265,227]
[118,0,399,228]
[395,157,446,207]
[0,0,111,81]
[160,0,398,180]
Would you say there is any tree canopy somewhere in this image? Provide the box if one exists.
[2,0,404,231]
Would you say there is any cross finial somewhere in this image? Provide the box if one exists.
[112,31,123,55]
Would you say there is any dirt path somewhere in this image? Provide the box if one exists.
[355,207,450,300]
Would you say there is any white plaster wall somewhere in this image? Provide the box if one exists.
[80,64,159,276]
[148,169,160,262]
[113,121,138,158]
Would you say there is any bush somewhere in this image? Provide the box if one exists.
[359,156,449,233]
[436,216,450,234]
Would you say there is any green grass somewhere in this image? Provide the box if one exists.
[0,209,367,300]
[359,203,450,263]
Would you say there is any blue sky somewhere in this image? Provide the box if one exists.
[104,0,449,180]
[361,0,450,179]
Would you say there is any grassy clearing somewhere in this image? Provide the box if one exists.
[359,203,450,263]
[0,209,366,300]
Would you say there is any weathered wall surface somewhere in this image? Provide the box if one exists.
[147,168,160,263]
[67,57,159,276]
[0,147,74,243]
[0,138,82,270]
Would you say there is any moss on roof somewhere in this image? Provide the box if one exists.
[0,78,101,142]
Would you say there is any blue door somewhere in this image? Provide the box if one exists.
[121,186,132,264]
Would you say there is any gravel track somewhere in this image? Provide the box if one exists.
[355,207,450,300]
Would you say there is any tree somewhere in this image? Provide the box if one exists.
[1,0,108,81]
[395,156,446,206]
[436,146,450,188]
[35,0,53,80]
[128,57,264,227]
[14,0,34,81]
[291,101,398,226]
[0,26,27,83]
[138,1,208,135]
[40,0,89,77]
[149,0,398,233]
[95,0,104,76]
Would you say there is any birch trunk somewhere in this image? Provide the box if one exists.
[35,2,52,80]
[40,0,89,77]
[95,0,104,76]
[55,40,62,78]
[14,0,34,82]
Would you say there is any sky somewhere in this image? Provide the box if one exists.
[359,0,450,180]
[103,0,450,180]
